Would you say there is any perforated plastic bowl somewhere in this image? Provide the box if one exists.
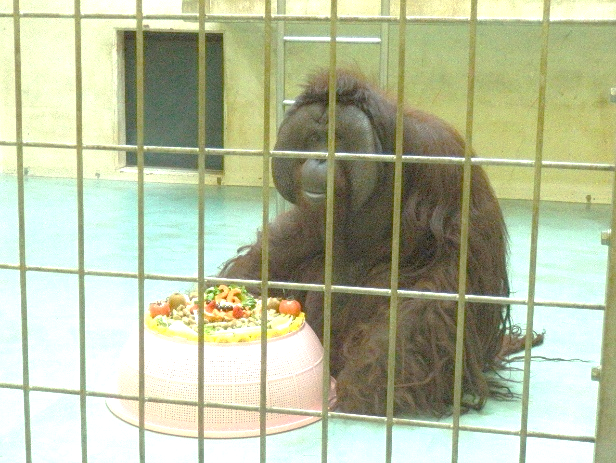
[106,322,335,438]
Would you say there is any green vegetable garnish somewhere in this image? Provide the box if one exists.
[154,315,169,327]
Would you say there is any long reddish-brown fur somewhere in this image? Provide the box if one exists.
[219,70,512,416]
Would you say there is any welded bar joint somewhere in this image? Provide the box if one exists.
[601,230,611,246]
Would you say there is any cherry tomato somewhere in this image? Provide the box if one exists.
[232,305,245,319]
[278,299,301,317]
[149,302,170,317]
[205,300,217,313]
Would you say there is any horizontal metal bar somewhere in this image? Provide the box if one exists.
[1,12,615,26]
[272,151,616,172]
[0,381,322,417]
[1,139,613,171]
[0,380,596,443]
[0,264,605,311]
[542,160,616,171]
[524,430,595,444]
[532,299,605,311]
[284,36,381,43]
[454,423,595,444]
[197,278,524,308]
[0,139,262,157]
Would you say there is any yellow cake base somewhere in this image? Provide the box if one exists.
[145,312,305,343]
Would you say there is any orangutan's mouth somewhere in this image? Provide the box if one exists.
[303,190,327,203]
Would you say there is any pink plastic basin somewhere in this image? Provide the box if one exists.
[107,322,335,438]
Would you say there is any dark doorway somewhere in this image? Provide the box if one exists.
[124,31,224,170]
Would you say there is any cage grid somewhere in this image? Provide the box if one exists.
[1,0,615,462]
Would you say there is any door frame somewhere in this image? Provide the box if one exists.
[116,29,225,173]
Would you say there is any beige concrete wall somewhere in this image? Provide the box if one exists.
[208,0,616,19]
[394,22,616,203]
[0,2,271,186]
[0,0,614,202]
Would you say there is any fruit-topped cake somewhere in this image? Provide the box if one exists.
[145,285,304,343]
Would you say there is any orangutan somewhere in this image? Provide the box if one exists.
[219,70,512,416]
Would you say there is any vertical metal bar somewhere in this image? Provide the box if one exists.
[322,2,338,462]
[594,89,616,463]
[451,0,479,461]
[275,0,286,130]
[384,0,406,461]
[274,0,287,216]
[519,2,551,461]
[12,1,32,462]
[196,1,207,462]
[260,1,273,461]
[379,0,390,89]
[134,1,146,462]
[73,1,88,462]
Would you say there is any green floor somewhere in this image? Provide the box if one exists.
[0,174,610,462]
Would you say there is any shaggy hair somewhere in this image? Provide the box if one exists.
[219,70,512,416]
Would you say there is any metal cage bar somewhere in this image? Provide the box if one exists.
[518,1,552,461]
[12,1,33,463]
[2,1,615,462]
[0,376,598,443]
[451,0,479,460]
[283,36,381,43]
[195,1,208,461]
[378,0,390,89]
[1,139,613,172]
[321,4,339,461]
[259,1,274,461]
[0,260,606,311]
[133,1,147,461]
[594,92,616,463]
[384,1,407,461]
[1,10,616,25]
[72,1,88,462]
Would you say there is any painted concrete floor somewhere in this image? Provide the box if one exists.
[0,174,610,463]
